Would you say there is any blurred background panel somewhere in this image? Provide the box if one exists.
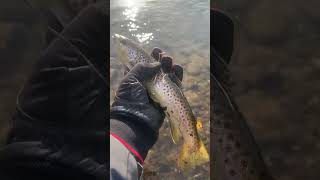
[0,0,45,145]
[0,0,102,145]
[213,0,320,180]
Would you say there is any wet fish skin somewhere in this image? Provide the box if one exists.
[113,34,154,68]
[211,52,274,180]
[147,72,209,169]
[148,73,199,146]
[113,34,209,169]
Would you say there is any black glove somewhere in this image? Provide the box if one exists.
[211,9,234,64]
[211,10,236,116]
[110,48,183,160]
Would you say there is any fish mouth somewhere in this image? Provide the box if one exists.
[112,34,121,46]
[112,34,128,55]
[113,34,127,40]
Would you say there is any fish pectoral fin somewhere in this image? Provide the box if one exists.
[148,85,160,103]
[167,115,181,144]
[167,73,183,89]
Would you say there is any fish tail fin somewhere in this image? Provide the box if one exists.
[177,140,209,170]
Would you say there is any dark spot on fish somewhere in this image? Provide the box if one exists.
[167,113,170,117]
[260,171,267,177]
[229,169,236,176]
[240,160,248,168]
[189,133,193,137]
[163,107,167,111]
[170,110,174,113]
[225,145,232,153]
[224,122,231,128]
[184,161,188,164]
[241,151,250,157]
[235,142,241,148]
[224,158,229,164]
[227,134,234,141]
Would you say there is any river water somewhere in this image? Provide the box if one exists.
[110,0,210,179]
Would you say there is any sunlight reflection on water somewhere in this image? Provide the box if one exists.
[115,0,154,44]
[111,0,210,49]
[110,0,210,179]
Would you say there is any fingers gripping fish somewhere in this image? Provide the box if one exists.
[113,34,209,170]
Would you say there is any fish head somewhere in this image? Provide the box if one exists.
[113,34,140,64]
[113,34,155,66]
[112,34,131,47]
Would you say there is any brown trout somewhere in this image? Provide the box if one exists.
[113,34,209,169]
[211,50,275,180]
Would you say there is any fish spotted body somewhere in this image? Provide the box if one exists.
[113,34,209,169]
[211,50,275,180]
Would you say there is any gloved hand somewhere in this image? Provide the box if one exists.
[110,48,183,161]
[211,9,234,89]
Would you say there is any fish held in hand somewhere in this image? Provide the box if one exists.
[113,34,209,169]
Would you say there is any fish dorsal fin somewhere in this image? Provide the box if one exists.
[166,114,182,144]
[167,73,183,89]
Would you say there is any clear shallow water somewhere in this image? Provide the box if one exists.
[110,0,209,55]
[110,0,210,179]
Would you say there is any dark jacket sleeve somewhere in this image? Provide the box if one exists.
[13,3,108,133]
[0,3,109,180]
[110,117,157,163]
[110,134,141,180]
[7,2,108,166]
